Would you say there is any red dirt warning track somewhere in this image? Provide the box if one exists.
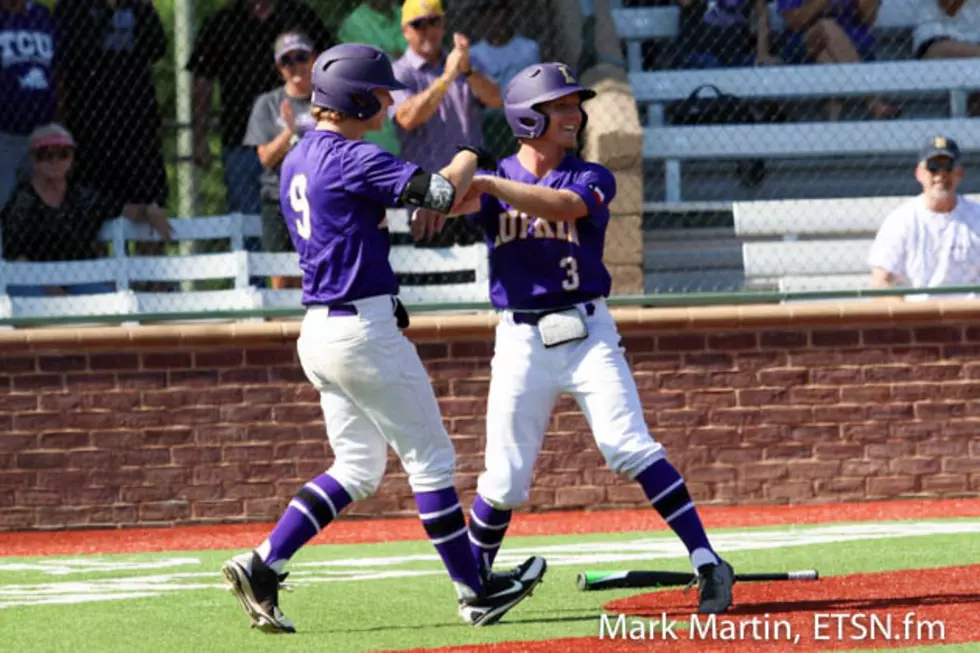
[402,566,980,652]
[2,498,979,557]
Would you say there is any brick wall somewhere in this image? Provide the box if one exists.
[2,316,979,531]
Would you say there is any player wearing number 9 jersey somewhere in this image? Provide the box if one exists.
[452,63,735,615]
[219,44,545,635]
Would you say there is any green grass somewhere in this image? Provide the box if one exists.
[1,520,977,653]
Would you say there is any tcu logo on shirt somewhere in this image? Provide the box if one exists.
[0,31,54,69]
[495,210,580,247]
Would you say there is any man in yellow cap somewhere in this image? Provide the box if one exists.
[390,0,501,185]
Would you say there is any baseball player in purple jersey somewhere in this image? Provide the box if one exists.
[424,62,735,614]
[220,44,545,634]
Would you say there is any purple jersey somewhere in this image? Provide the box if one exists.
[472,155,615,311]
[0,2,56,135]
[279,130,419,306]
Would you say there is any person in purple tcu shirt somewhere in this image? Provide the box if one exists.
[422,62,736,614]
[219,43,545,634]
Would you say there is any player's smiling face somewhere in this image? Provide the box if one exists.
[538,94,583,149]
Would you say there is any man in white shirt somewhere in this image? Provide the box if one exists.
[867,136,980,299]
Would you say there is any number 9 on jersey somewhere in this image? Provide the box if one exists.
[289,174,312,240]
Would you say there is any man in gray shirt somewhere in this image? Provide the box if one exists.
[244,31,315,288]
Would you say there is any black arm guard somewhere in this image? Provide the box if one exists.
[400,171,456,214]
[457,145,497,171]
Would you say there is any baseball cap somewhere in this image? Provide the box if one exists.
[274,32,315,64]
[919,136,960,163]
[402,0,443,26]
[28,123,75,150]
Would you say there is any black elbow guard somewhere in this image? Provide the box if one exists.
[400,171,456,214]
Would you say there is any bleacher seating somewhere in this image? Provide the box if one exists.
[0,210,490,323]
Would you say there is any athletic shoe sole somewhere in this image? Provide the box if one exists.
[221,560,295,634]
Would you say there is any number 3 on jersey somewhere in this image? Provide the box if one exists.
[560,256,580,290]
[289,174,312,240]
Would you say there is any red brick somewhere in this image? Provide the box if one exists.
[812,330,860,347]
[971,474,980,491]
[914,364,963,381]
[91,431,138,449]
[272,404,324,423]
[867,476,916,497]
[193,500,244,519]
[889,346,941,364]
[766,481,814,502]
[842,423,889,443]
[638,391,685,410]
[972,439,980,457]
[760,331,808,348]
[68,450,117,469]
[172,407,220,425]
[889,457,941,475]
[219,404,273,423]
[915,402,966,420]
[814,443,863,460]
[219,368,269,384]
[244,462,298,482]
[117,372,167,389]
[89,353,140,371]
[631,353,682,371]
[659,372,710,390]
[914,326,963,343]
[942,382,980,399]
[141,429,194,447]
[88,392,142,411]
[18,451,67,468]
[224,445,276,462]
[841,459,888,476]
[0,356,36,373]
[17,489,62,506]
[891,422,942,440]
[790,387,841,405]
[621,336,654,352]
[120,486,178,502]
[765,443,812,459]
[867,404,915,421]
[13,374,64,392]
[223,483,277,500]
[689,390,736,408]
[812,405,866,422]
[0,509,34,529]
[864,366,913,383]
[193,464,246,484]
[921,475,968,493]
[244,348,295,366]
[553,412,589,430]
[194,350,244,368]
[13,412,66,431]
[689,428,740,447]
[684,353,735,369]
[740,462,788,481]
[657,334,705,352]
[0,393,38,411]
[759,406,812,424]
[656,410,706,426]
[816,477,865,494]
[736,351,788,370]
[242,386,284,404]
[943,458,980,474]
[36,355,87,373]
[707,333,757,350]
[738,388,788,406]
[117,411,170,429]
[449,341,493,358]
[757,368,809,386]
[840,385,891,403]
[142,352,193,369]
[552,486,605,507]
[38,431,90,449]
[862,328,912,346]
[916,440,968,457]
[122,448,171,466]
[606,484,646,503]
[944,344,980,359]
[714,448,763,464]
[0,433,38,451]
[684,466,737,484]
[64,372,113,390]
[451,379,490,397]
[268,367,306,383]
[40,392,84,411]
[891,384,935,402]
[787,460,840,479]
[35,469,85,489]
[710,408,762,426]
[707,371,757,388]
[867,442,915,459]
[168,370,220,387]
[810,367,863,385]
[172,447,221,464]
[139,501,191,522]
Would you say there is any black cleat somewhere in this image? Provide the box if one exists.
[459,555,547,626]
[221,552,296,634]
[694,560,735,614]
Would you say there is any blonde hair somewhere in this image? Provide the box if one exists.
[311,106,349,124]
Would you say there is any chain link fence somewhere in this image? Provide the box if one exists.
[1,0,976,322]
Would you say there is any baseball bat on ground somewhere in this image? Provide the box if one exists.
[576,568,819,591]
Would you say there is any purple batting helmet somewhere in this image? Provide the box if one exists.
[311,44,407,120]
[504,62,596,140]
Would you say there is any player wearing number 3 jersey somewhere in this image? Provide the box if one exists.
[452,63,735,615]
[219,44,545,635]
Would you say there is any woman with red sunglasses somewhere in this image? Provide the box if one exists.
[0,123,171,297]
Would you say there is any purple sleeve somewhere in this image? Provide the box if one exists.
[777,0,803,11]
[343,143,420,207]
[565,166,616,227]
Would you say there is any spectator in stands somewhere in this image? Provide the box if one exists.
[0,124,171,297]
[243,31,315,290]
[338,0,406,155]
[54,0,169,209]
[391,0,501,245]
[186,0,333,216]
[915,0,980,60]
[0,0,57,208]
[673,0,780,69]
[468,0,540,160]
[868,136,980,297]
[777,0,900,120]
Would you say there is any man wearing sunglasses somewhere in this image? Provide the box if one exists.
[868,136,980,297]
[390,0,501,182]
[244,31,316,289]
